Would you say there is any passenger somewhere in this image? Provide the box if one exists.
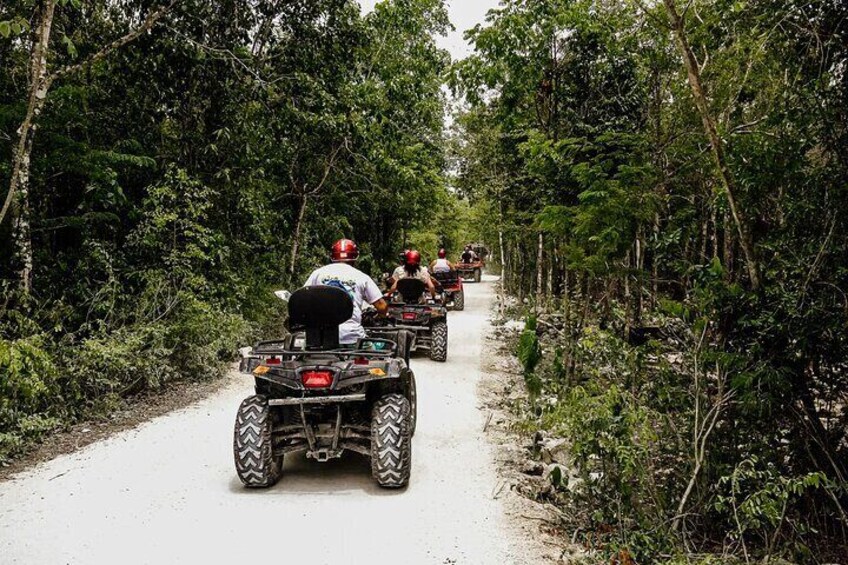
[390,249,437,300]
[461,244,477,264]
[388,249,408,286]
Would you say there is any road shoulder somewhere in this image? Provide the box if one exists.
[0,369,242,482]
[479,314,584,564]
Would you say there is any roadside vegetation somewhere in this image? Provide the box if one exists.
[452,0,848,561]
[0,0,465,463]
[4,0,848,561]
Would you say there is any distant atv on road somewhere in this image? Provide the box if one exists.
[370,278,448,362]
[455,260,484,283]
[455,243,488,283]
[235,286,416,489]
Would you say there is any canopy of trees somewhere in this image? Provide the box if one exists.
[452,0,848,560]
[4,0,848,560]
[0,0,462,462]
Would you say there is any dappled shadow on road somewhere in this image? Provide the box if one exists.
[227,451,406,497]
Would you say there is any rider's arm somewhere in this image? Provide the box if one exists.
[425,276,437,298]
[372,298,388,315]
[364,278,389,316]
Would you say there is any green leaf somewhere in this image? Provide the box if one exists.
[62,35,77,57]
[0,21,11,39]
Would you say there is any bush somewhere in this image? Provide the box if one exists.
[0,336,61,462]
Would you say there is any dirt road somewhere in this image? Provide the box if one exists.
[0,276,541,565]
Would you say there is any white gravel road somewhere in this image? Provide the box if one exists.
[0,276,540,565]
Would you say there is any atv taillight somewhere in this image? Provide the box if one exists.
[301,370,333,388]
[264,357,281,365]
[402,312,417,321]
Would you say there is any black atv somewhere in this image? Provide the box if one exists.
[376,278,448,362]
[234,286,417,489]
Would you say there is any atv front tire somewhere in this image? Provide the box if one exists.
[430,320,448,362]
[474,268,482,283]
[453,290,465,311]
[234,395,282,488]
[371,394,412,488]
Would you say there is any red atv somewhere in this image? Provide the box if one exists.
[455,260,483,283]
[432,270,464,311]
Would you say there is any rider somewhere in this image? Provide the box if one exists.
[430,248,454,273]
[390,249,437,300]
[461,244,477,264]
[389,249,408,286]
[304,238,388,345]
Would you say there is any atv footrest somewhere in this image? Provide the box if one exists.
[268,393,366,406]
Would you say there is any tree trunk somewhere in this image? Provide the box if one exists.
[289,193,308,277]
[624,249,632,338]
[536,232,544,309]
[498,228,506,284]
[663,0,760,290]
[1,0,56,294]
[652,213,660,307]
[635,231,644,325]
[711,202,719,260]
[2,0,174,294]
[700,198,709,263]
[723,209,735,281]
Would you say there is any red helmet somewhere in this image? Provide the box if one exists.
[404,249,421,267]
[438,248,446,259]
[331,239,358,263]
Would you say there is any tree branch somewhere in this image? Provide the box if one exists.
[48,1,177,84]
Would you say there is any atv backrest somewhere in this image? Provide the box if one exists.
[288,286,354,350]
[396,278,426,303]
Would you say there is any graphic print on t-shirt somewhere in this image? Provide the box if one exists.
[320,277,357,301]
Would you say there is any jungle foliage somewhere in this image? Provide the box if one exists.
[452,0,848,561]
[0,0,459,462]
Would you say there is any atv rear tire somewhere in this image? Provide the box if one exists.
[371,394,412,488]
[234,395,281,488]
[453,290,465,311]
[430,320,448,362]
[474,268,481,283]
[408,371,418,436]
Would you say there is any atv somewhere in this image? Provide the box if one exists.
[455,260,484,283]
[374,278,448,362]
[234,285,417,489]
[432,270,464,311]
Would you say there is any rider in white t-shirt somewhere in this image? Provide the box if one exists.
[304,238,387,345]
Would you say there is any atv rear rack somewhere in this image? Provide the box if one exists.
[268,393,366,406]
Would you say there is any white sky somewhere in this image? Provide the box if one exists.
[358,0,502,62]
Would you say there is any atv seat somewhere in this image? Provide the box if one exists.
[432,271,459,285]
[288,286,353,350]
[396,278,426,304]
